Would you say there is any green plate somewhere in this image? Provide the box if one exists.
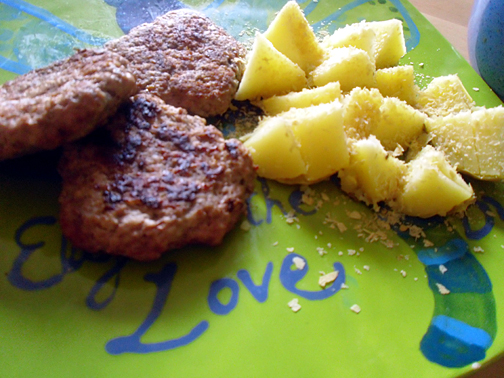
[1,0,503,377]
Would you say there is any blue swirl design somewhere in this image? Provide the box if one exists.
[104,0,185,33]
[0,0,108,74]
[396,218,497,368]
[417,238,496,367]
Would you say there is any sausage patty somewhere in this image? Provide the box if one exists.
[0,49,137,161]
[58,94,256,261]
[105,9,245,118]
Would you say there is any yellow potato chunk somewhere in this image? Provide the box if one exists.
[260,82,341,116]
[368,19,406,69]
[375,65,419,106]
[417,75,475,117]
[243,116,306,180]
[289,102,350,183]
[342,87,384,139]
[243,102,350,184]
[321,22,376,63]
[235,32,307,101]
[310,47,375,92]
[372,97,426,151]
[394,146,474,218]
[339,136,406,209]
[263,0,324,73]
[426,106,504,180]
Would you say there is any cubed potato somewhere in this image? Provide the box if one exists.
[235,32,307,101]
[372,97,426,151]
[260,82,341,115]
[263,0,324,73]
[394,146,474,218]
[321,22,376,63]
[243,116,307,180]
[243,102,350,184]
[289,102,350,183]
[338,135,406,208]
[367,19,406,69]
[342,87,384,139]
[425,110,477,178]
[309,47,376,92]
[375,65,419,106]
[426,106,504,180]
[417,74,475,117]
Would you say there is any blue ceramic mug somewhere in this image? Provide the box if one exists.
[468,0,504,101]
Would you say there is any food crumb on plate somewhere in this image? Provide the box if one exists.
[436,283,451,295]
[292,256,306,270]
[288,298,301,312]
[350,304,361,314]
[317,247,328,256]
[423,239,434,247]
[319,271,339,287]
[471,362,481,369]
[286,247,295,252]
[439,265,448,274]
[285,211,299,224]
[473,246,484,253]
[240,220,251,231]
[346,210,362,220]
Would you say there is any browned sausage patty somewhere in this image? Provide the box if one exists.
[0,49,137,161]
[105,9,245,118]
[58,94,256,261]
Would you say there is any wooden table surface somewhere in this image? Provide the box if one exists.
[408,0,473,61]
[406,2,503,376]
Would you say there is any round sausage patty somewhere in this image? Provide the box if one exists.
[58,94,256,261]
[0,49,137,161]
[105,9,245,118]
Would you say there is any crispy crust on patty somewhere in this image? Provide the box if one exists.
[58,94,256,261]
[0,49,137,161]
[105,9,245,118]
